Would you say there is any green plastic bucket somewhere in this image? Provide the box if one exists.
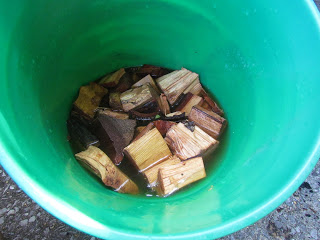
[1,0,320,239]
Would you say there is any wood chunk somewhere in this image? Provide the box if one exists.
[165,123,218,160]
[114,73,133,93]
[75,146,139,194]
[109,92,123,110]
[159,94,171,115]
[133,122,154,142]
[157,157,206,196]
[74,83,108,119]
[124,128,172,172]
[136,64,170,78]
[183,78,202,95]
[156,68,199,105]
[134,126,147,138]
[99,93,110,108]
[188,105,227,139]
[120,84,159,112]
[162,111,186,122]
[96,108,129,120]
[99,68,126,88]
[199,90,224,116]
[132,74,159,93]
[153,120,176,137]
[97,113,136,164]
[132,98,160,113]
[143,155,181,187]
[70,107,92,127]
[175,93,203,116]
[67,118,99,150]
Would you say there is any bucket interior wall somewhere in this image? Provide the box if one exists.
[1,0,320,238]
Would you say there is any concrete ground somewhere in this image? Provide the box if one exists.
[1,1,320,239]
[0,161,319,240]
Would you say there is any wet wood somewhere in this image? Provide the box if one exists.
[114,73,133,93]
[199,90,224,116]
[156,68,199,105]
[136,64,170,78]
[74,83,108,119]
[132,122,154,142]
[132,74,159,93]
[124,128,172,172]
[188,105,227,139]
[99,68,126,88]
[120,84,159,112]
[153,120,176,137]
[143,155,181,187]
[97,112,136,164]
[165,123,219,160]
[157,157,206,196]
[109,92,123,110]
[159,94,171,115]
[75,146,139,194]
[175,92,203,116]
[67,118,99,150]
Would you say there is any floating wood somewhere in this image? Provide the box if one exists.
[136,64,170,78]
[99,68,126,88]
[188,105,227,139]
[75,146,139,194]
[157,157,206,196]
[67,118,99,150]
[109,92,123,110]
[97,112,136,164]
[74,83,108,119]
[132,74,159,93]
[156,68,199,105]
[159,94,171,115]
[143,155,181,187]
[199,90,224,116]
[165,123,218,160]
[124,128,172,172]
[175,92,203,115]
[120,84,160,112]
[153,120,176,137]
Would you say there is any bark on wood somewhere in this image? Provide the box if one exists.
[165,123,219,160]
[175,92,203,116]
[114,73,133,93]
[67,118,99,150]
[132,122,154,142]
[99,68,126,88]
[188,105,227,139]
[153,120,176,137]
[74,83,108,119]
[157,157,206,196]
[199,90,224,116]
[75,146,139,194]
[136,64,170,78]
[124,128,172,172]
[97,112,136,164]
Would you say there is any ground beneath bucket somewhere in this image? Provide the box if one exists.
[0,160,318,240]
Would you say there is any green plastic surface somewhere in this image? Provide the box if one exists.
[1,0,320,239]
